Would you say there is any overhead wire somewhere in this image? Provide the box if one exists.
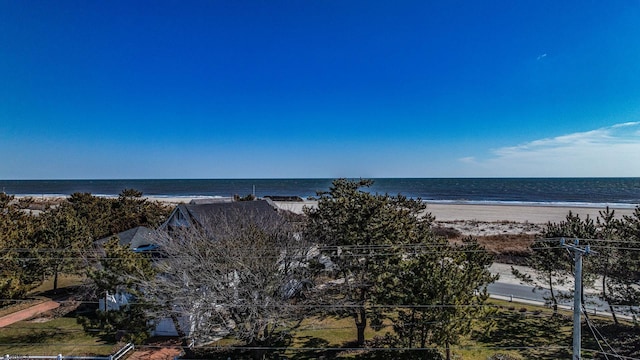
[582,305,624,360]
[582,350,640,360]
[583,306,611,360]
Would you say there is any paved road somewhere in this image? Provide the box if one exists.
[487,263,621,314]
[486,281,637,319]
[488,282,560,303]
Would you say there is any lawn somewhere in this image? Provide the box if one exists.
[29,274,86,295]
[200,299,638,359]
[2,292,637,359]
[0,317,116,357]
[0,274,117,358]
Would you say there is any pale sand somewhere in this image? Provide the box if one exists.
[17,195,637,236]
[425,203,635,223]
[271,200,636,224]
[271,200,639,236]
[18,195,636,223]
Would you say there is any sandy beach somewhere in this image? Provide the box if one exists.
[270,200,637,237]
[21,195,636,224]
[16,195,637,236]
[424,202,635,223]
[271,200,636,224]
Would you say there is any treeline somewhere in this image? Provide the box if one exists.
[3,179,639,359]
[514,207,640,322]
[0,189,171,300]
[105,179,497,360]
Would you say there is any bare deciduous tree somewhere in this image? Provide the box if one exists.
[141,207,314,353]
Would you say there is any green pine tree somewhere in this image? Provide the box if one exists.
[304,178,433,346]
[82,237,157,343]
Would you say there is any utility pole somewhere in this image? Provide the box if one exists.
[561,238,594,360]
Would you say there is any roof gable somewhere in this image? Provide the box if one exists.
[96,225,154,250]
[161,199,282,231]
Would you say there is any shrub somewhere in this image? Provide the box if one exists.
[432,226,462,239]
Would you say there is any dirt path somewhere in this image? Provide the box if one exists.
[127,347,182,360]
[0,300,60,327]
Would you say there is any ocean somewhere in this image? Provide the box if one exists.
[1,178,639,208]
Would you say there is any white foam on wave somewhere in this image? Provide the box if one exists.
[424,199,638,209]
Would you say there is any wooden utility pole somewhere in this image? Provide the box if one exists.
[562,238,594,360]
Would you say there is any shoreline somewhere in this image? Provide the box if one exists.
[12,194,637,227]
[425,202,635,223]
[271,200,636,224]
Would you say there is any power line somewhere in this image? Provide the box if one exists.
[582,350,640,360]
[582,306,624,360]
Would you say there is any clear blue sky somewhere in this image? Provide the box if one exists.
[1,1,639,179]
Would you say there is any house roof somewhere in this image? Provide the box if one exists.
[160,199,283,230]
[96,225,155,250]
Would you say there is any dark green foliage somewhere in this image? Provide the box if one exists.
[305,178,496,359]
[512,211,599,315]
[67,189,170,240]
[80,237,156,343]
[607,207,640,317]
[67,192,113,240]
[544,211,598,239]
[515,207,640,323]
[88,237,156,295]
[110,189,170,236]
[305,178,433,346]
[78,302,151,344]
[384,237,497,360]
[1,189,169,301]
[31,203,91,292]
[0,194,40,300]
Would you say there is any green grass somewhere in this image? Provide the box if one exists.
[3,290,636,359]
[29,274,86,295]
[473,308,573,359]
[0,317,116,357]
[253,300,637,359]
[0,273,118,357]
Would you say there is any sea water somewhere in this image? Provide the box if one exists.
[0,178,638,208]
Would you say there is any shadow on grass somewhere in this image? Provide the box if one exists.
[0,328,70,346]
[285,337,443,359]
[479,310,640,360]
[288,336,334,359]
[475,310,572,359]
[581,318,640,359]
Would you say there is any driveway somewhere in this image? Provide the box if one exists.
[0,300,60,327]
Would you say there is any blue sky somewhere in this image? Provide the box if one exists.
[1,1,639,179]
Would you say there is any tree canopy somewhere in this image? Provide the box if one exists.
[304,178,433,346]
[304,179,497,359]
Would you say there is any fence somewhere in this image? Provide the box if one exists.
[3,342,134,360]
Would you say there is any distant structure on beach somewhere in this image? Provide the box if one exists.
[264,195,303,202]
